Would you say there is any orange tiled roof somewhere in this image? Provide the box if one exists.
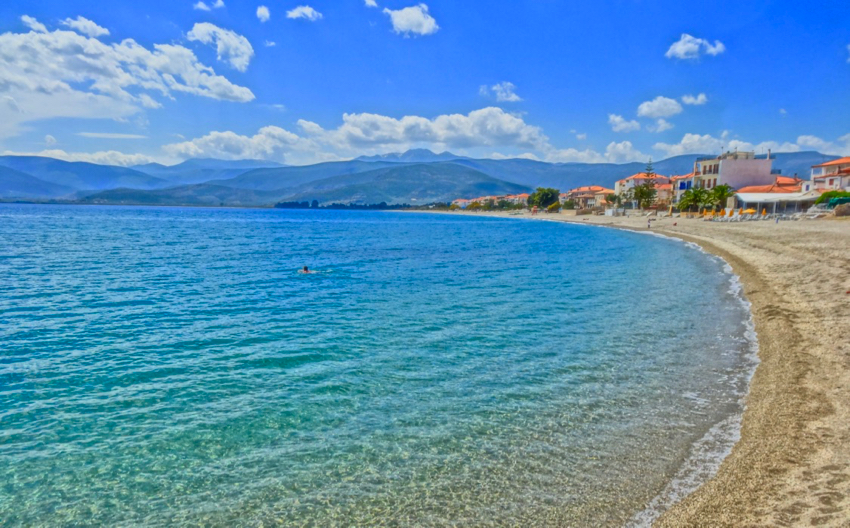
[671,172,696,181]
[812,156,850,168]
[656,183,673,190]
[624,172,668,181]
[738,176,802,194]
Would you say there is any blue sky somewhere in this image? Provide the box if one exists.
[0,0,848,166]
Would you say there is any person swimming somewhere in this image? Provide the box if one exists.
[298,266,314,274]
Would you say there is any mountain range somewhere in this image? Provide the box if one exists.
[0,150,837,207]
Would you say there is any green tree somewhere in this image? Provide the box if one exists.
[815,190,850,205]
[496,199,512,209]
[605,193,620,208]
[449,203,460,210]
[547,201,561,213]
[467,201,482,211]
[633,182,657,210]
[710,184,736,209]
[562,199,576,210]
[527,187,560,208]
[677,187,711,212]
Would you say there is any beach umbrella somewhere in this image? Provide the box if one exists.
[762,208,767,215]
[743,208,756,214]
[738,208,743,215]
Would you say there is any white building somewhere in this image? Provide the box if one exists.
[808,157,850,192]
[673,151,775,203]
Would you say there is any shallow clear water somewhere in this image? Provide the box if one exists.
[0,205,754,526]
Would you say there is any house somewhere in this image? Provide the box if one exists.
[564,185,614,208]
[451,198,472,208]
[614,173,670,196]
[593,188,616,208]
[655,183,673,204]
[672,151,775,205]
[808,157,850,192]
[504,193,530,205]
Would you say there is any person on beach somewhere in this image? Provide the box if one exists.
[647,219,651,229]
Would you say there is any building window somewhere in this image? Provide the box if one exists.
[829,179,834,186]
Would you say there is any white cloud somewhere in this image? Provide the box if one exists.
[383,4,439,36]
[45,134,56,146]
[489,152,539,161]
[61,16,109,38]
[546,147,606,163]
[264,40,276,47]
[779,108,787,116]
[608,114,640,132]
[637,96,683,118]
[576,133,587,140]
[605,141,648,163]
[76,132,148,139]
[0,22,254,138]
[194,0,225,11]
[365,0,379,7]
[666,34,725,60]
[492,82,522,102]
[651,119,674,132]
[681,93,708,105]
[480,82,522,102]
[163,107,552,164]
[257,6,270,23]
[20,15,47,33]
[163,126,320,163]
[847,44,850,63]
[1,149,154,166]
[187,23,254,72]
[651,132,821,158]
[286,6,323,21]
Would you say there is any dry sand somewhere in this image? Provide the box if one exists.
[415,209,850,526]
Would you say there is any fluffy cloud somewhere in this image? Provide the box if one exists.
[545,141,647,163]
[383,4,439,36]
[681,93,708,105]
[847,44,850,63]
[187,23,254,72]
[286,6,323,21]
[608,114,640,132]
[1,149,154,166]
[194,0,225,11]
[545,147,606,163]
[653,132,805,158]
[651,119,674,132]
[21,15,47,33]
[163,126,311,161]
[605,140,648,163]
[61,16,109,38]
[257,6,270,22]
[45,135,57,146]
[0,17,254,138]
[365,0,379,6]
[480,82,522,102]
[666,34,725,60]
[637,96,683,119]
[162,107,551,164]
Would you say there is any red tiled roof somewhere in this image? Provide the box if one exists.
[812,156,850,168]
[624,172,668,181]
[738,176,803,194]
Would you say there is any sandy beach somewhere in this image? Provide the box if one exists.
[416,209,850,526]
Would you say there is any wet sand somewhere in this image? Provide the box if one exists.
[412,210,850,526]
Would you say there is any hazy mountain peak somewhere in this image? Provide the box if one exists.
[356,149,464,163]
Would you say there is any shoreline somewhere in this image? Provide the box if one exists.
[406,209,850,526]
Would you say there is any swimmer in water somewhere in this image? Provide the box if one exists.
[299,266,313,274]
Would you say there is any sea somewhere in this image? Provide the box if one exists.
[0,204,757,526]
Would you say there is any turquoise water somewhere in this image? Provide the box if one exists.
[0,205,754,526]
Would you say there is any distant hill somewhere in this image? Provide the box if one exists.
[211,160,402,190]
[78,184,277,207]
[356,149,466,163]
[131,158,286,185]
[2,149,839,206]
[277,162,532,205]
[0,156,168,193]
[0,166,76,199]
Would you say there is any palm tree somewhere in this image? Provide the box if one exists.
[710,184,736,210]
[677,187,711,213]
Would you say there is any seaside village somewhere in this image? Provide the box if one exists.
[450,152,850,220]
